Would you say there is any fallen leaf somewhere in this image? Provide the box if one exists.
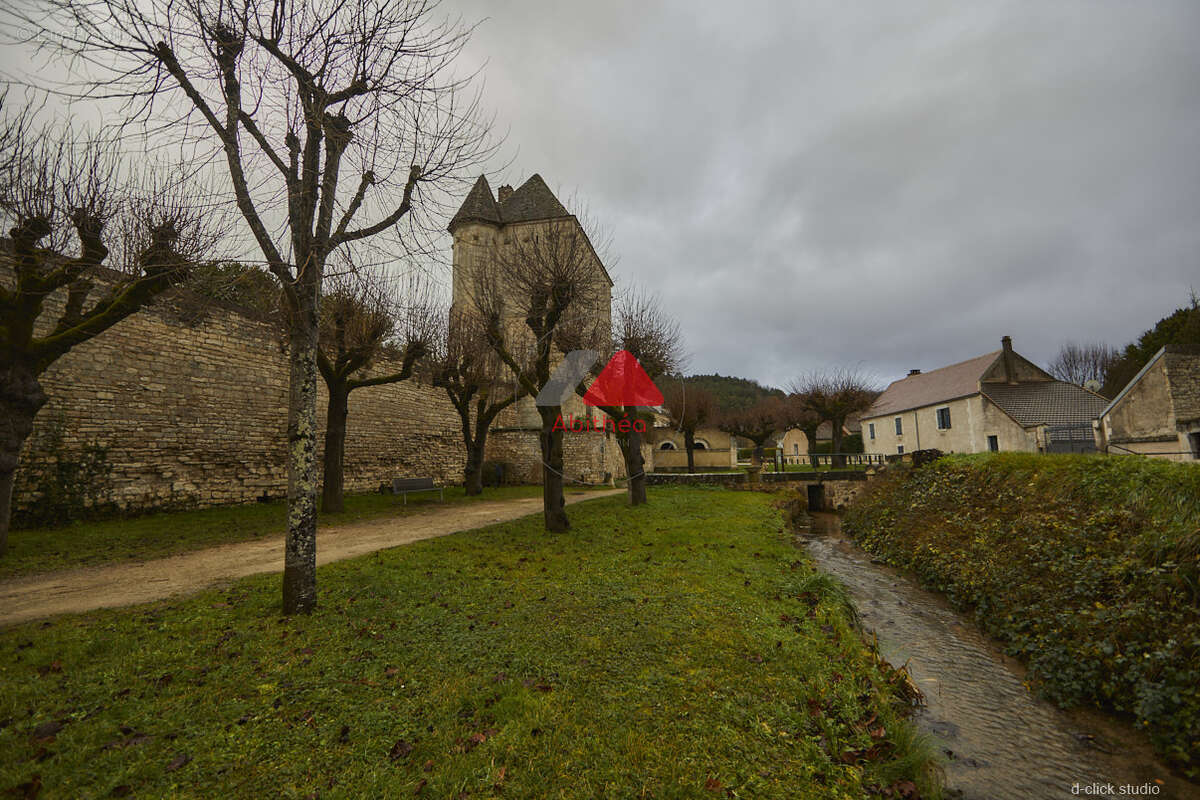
[389,740,415,761]
[704,777,723,791]
[165,753,191,772]
[31,722,63,742]
[413,778,427,795]
[338,725,350,744]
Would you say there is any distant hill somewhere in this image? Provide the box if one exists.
[674,373,785,413]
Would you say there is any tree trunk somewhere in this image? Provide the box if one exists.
[283,319,320,615]
[805,425,821,469]
[0,365,47,558]
[684,429,696,473]
[752,444,764,468]
[321,382,350,513]
[464,432,487,496]
[830,418,846,469]
[538,406,569,532]
[624,420,647,506]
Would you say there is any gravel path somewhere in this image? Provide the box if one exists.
[0,489,621,627]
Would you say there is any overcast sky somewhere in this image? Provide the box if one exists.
[443,0,1200,388]
[3,2,1197,390]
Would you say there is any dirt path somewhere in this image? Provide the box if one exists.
[0,489,622,627]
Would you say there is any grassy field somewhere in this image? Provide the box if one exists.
[843,453,1200,776]
[0,487,939,799]
[0,485,550,580]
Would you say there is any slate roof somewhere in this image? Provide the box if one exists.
[448,174,570,232]
[981,382,1108,426]
[865,352,1000,418]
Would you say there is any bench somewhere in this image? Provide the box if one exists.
[391,477,444,505]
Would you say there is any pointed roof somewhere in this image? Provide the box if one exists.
[447,175,501,231]
[497,174,571,223]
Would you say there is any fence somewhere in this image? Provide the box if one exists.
[747,453,887,470]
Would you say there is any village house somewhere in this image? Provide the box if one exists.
[1096,345,1200,461]
[778,414,863,460]
[861,336,1108,455]
[649,425,739,469]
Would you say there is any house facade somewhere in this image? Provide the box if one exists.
[861,337,1108,455]
[649,425,739,469]
[1096,345,1200,461]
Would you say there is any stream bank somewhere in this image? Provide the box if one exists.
[794,511,1192,800]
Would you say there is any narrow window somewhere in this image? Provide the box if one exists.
[868,423,876,441]
[936,407,952,430]
[987,435,999,452]
[894,417,903,436]
[897,445,905,454]
[793,443,799,455]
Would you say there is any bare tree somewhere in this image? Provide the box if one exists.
[0,107,215,557]
[790,369,875,468]
[661,382,714,473]
[317,269,433,513]
[18,0,494,611]
[718,397,781,467]
[433,308,526,496]
[473,218,609,532]
[1046,341,1117,389]
[583,288,683,505]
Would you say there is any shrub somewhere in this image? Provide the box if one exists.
[843,453,1200,775]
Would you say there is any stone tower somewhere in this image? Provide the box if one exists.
[446,174,620,484]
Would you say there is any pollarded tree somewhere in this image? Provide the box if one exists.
[719,396,782,467]
[433,309,526,496]
[790,369,876,468]
[317,269,434,513]
[586,289,684,503]
[661,382,714,473]
[474,218,609,532]
[0,109,215,557]
[19,0,494,611]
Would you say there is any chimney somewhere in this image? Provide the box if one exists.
[1001,335,1017,383]
[908,369,921,376]
[498,185,514,203]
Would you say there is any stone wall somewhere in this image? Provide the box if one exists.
[8,261,469,514]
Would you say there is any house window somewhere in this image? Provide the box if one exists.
[987,435,999,452]
[793,443,799,455]
[1189,432,1200,459]
[659,441,677,450]
[868,423,875,441]
[694,440,709,450]
[897,445,904,454]
[936,407,951,430]
[894,417,903,436]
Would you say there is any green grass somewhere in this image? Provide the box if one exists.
[844,452,1200,776]
[0,487,940,799]
[1,486,552,580]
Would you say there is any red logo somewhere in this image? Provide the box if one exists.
[582,350,663,407]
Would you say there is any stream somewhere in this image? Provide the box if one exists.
[795,512,1195,800]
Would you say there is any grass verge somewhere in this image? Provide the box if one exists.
[843,453,1200,777]
[1,487,940,799]
[0,486,552,580]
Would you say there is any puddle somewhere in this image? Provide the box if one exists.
[796,512,1194,800]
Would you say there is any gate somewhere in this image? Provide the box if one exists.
[1045,424,1097,454]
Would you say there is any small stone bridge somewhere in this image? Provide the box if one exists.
[644,470,873,511]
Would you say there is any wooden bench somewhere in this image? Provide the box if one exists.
[391,477,444,505]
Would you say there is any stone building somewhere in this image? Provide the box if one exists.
[649,425,738,469]
[861,336,1108,455]
[1096,345,1200,461]
[7,173,631,515]
[447,174,629,484]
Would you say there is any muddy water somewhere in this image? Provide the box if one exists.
[797,513,1194,800]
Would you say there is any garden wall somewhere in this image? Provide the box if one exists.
[6,260,612,517]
